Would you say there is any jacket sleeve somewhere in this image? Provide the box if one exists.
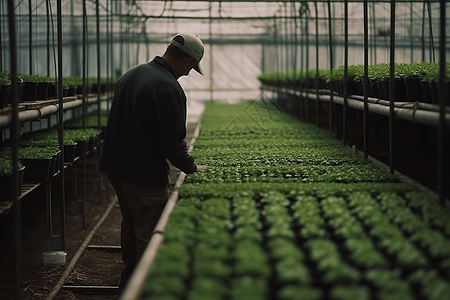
[157,90,197,174]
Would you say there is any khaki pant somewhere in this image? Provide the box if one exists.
[107,174,168,294]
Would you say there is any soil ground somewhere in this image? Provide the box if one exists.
[0,157,123,300]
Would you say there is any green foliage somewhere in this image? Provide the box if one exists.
[18,73,55,83]
[258,61,450,86]
[143,102,450,299]
[0,71,11,85]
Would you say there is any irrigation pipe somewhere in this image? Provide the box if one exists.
[44,195,118,300]
[264,86,450,128]
[0,93,112,129]
[119,172,186,300]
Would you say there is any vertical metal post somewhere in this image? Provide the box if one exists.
[305,6,309,122]
[315,2,319,127]
[421,2,425,62]
[389,0,396,174]
[327,0,334,133]
[209,2,213,101]
[96,0,102,204]
[29,0,32,74]
[285,3,289,75]
[46,0,50,76]
[7,0,20,298]
[410,2,413,64]
[438,0,446,205]
[57,0,66,250]
[82,0,87,229]
[0,1,3,70]
[371,2,377,64]
[363,0,369,159]
[343,0,348,146]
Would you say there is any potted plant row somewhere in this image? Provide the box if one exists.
[258,62,450,105]
[1,146,62,183]
[0,155,25,200]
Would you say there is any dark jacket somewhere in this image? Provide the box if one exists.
[100,56,197,187]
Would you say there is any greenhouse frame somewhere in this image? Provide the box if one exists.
[1,0,449,299]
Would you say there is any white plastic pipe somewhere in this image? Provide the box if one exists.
[265,86,450,128]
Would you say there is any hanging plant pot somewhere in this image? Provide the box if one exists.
[404,77,423,102]
[21,158,52,183]
[0,165,25,200]
[36,82,50,100]
[22,82,39,101]
[0,82,11,109]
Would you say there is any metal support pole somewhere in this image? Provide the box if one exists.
[7,0,20,297]
[209,2,213,101]
[46,0,50,76]
[343,0,348,146]
[96,0,102,204]
[438,0,446,205]
[315,2,320,127]
[29,0,32,74]
[363,0,369,159]
[327,0,334,133]
[57,0,66,250]
[389,0,396,174]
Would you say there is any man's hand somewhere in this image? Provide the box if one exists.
[196,165,207,173]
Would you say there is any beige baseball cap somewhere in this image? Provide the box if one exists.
[171,33,204,75]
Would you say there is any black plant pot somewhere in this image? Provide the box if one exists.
[48,84,70,98]
[356,81,363,96]
[75,140,89,157]
[47,83,56,98]
[344,81,359,96]
[75,85,92,95]
[64,144,77,163]
[49,150,62,177]
[420,81,432,103]
[22,82,39,101]
[21,158,52,183]
[67,87,76,96]
[36,82,49,100]
[368,82,379,98]
[0,83,11,109]
[382,79,407,101]
[404,78,423,102]
[0,166,25,200]
[377,82,385,99]
[429,82,450,105]
[17,81,24,103]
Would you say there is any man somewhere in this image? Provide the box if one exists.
[99,33,207,293]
